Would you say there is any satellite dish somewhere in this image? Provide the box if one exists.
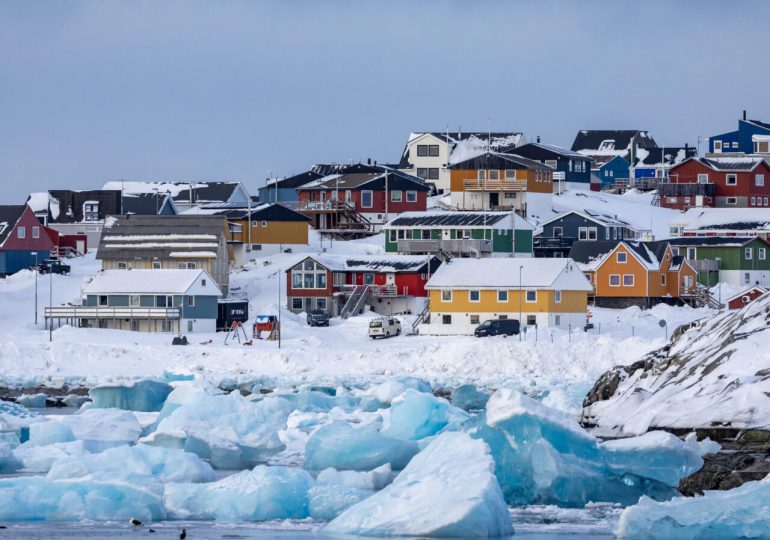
[658,319,667,328]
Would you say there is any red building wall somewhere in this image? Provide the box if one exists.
[297,188,427,213]
[1,207,55,252]
[728,288,767,310]
[669,160,770,202]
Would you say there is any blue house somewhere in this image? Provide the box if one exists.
[593,155,630,189]
[709,112,770,155]
[258,171,322,204]
[633,146,696,179]
[505,142,592,187]
[535,210,647,257]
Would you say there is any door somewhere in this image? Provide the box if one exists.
[304,298,313,312]
[442,229,450,240]
[76,240,85,253]
[489,193,499,209]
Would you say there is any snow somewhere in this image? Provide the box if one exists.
[617,476,770,539]
[670,207,770,232]
[309,253,433,273]
[325,431,514,538]
[103,242,220,249]
[82,269,216,295]
[168,250,217,258]
[102,181,208,198]
[26,192,50,213]
[101,234,218,241]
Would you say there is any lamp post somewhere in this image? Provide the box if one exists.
[49,262,53,342]
[277,266,282,350]
[32,252,38,325]
[518,265,523,341]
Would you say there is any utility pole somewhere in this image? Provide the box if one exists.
[49,266,53,342]
[32,252,38,325]
[384,169,389,224]
[518,265,523,341]
[277,266,282,349]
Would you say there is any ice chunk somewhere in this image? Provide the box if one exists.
[361,377,432,411]
[617,476,770,539]
[47,443,214,483]
[317,463,393,491]
[27,422,76,447]
[61,394,90,409]
[89,380,173,412]
[308,484,372,521]
[304,422,419,472]
[326,431,513,538]
[451,384,490,412]
[143,389,292,469]
[28,409,141,452]
[272,388,359,413]
[0,440,21,473]
[164,466,313,521]
[12,441,87,473]
[381,389,470,441]
[16,393,47,408]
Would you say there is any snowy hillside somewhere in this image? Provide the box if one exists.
[582,294,770,435]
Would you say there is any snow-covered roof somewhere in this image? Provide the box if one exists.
[725,287,768,304]
[303,254,436,273]
[538,209,640,230]
[425,258,593,291]
[569,240,671,272]
[672,208,770,231]
[385,211,533,230]
[26,192,50,214]
[83,269,221,295]
[698,157,765,171]
[400,131,525,168]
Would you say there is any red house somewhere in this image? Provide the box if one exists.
[286,254,441,317]
[294,167,430,232]
[726,286,767,310]
[0,205,56,276]
[661,157,770,210]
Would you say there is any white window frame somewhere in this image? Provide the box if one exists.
[745,247,753,259]
[187,295,195,307]
[291,297,303,310]
[441,290,452,302]
[32,226,40,239]
[361,190,373,208]
[661,274,667,286]
[129,295,140,307]
[525,290,537,303]
[609,274,621,287]
[616,252,627,263]
[726,174,737,186]
[622,274,635,287]
[497,290,508,303]
[756,174,765,187]
[555,290,562,303]
[390,190,403,203]
[17,226,25,239]
[714,140,722,153]
[405,190,417,203]
[760,248,766,260]
[697,173,709,183]
[152,261,162,269]
[468,290,481,303]
[727,197,737,205]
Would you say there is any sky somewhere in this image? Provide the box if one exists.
[1,0,769,203]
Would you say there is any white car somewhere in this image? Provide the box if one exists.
[368,317,401,339]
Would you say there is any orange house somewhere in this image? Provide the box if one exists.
[569,240,698,308]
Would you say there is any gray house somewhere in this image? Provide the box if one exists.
[45,269,222,333]
[535,210,648,258]
[97,215,230,293]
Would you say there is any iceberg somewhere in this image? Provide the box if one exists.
[317,463,393,491]
[304,421,419,472]
[143,389,292,469]
[0,439,21,474]
[617,476,770,539]
[308,484,372,521]
[12,440,87,473]
[326,431,514,538]
[451,384,490,412]
[381,389,470,441]
[360,377,432,411]
[88,380,173,412]
[272,387,359,413]
[164,466,314,521]
[27,409,141,452]
[16,393,47,409]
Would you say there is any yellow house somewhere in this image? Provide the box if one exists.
[421,258,592,335]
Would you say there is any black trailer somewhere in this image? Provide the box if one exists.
[217,300,249,331]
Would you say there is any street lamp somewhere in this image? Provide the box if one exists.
[49,260,53,342]
[518,265,523,342]
[32,252,38,325]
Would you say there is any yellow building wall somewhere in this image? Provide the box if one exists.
[428,289,587,313]
[241,220,309,245]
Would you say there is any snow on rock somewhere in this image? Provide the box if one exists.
[304,421,419,472]
[88,379,173,412]
[164,466,314,521]
[28,409,142,452]
[451,384,490,412]
[617,476,770,539]
[381,389,470,441]
[142,388,292,469]
[582,294,770,435]
[325,431,513,538]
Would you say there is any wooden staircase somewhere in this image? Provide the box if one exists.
[339,285,370,319]
[410,302,430,334]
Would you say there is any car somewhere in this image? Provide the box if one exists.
[34,259,71,275]
[474,319,520,337]
[368,317,401,339]
[307,309,330,327]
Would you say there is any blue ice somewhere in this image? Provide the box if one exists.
[451,384,490,412]
[381,389,470,441]
[88,379,173,412]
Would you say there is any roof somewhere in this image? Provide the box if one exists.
[385,211,533,230]
[83,269,221,295]
[424,257,593,291]
[667,236,765,247]
[569,240,671,271]
[298,170,430,192]
[672,208,770,231]
[570,130,658,155]
[697,157,765,172]
[181,202,311,222]
[747,119,770,131]
[310,163,385,176]
[102,181,243,205]
[0,205,27,247]
[448,151,552,171]
[538,209,640,230]
[121,192,174,215]
[726,287,768,304]
[634,146,696,167]
[504,142,590,161]
[399,132,524,168]
[298,254,439,273]
[263,171,323,190]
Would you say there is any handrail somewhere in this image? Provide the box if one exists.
[462,179,527,192]
[44,306,181,319]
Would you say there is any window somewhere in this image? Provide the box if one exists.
[129,295,140,307]
[552,226,563,238]
[187,296,195,307]
[617,252,627,263]
[470,315,480,325]
[333,272,345,286]
[578,227,597,241]
[752,197,757,206]
[755,141,770,153]
[478,170,487,180]
[388,230,397,242]
[505,169,516,179]
[177,262,196,269]
[469,290,480,302]
[584,273,593,283]
[363,273,374,285]
[292,260,328,289]
[687,247,696,259]
[391,190,403,202]
[361,191,373,208]
[555,290,561,303]
[428,168,439,180]
[406,191,417,202]
[83,202,100,222]
[766,197,769,206]
[292,298,303,310]
[428,145,439,157]
[697,173,709,183]
[316,298,327,310]
[661,274,667,286]
[726,174,737,186]
[497,290,508,302]
[17,226,25,239]
[152,261,162,269]
[744,272,751,284]
[201,279,206,287]
[156,295,173,308]
[525,290,537,303]
[757,174,765,187]
[32,226,39,239]
[117,261,129,269]
[526,315,537,326]
[745,247,753,259]
[261,220,268,228]
[417,144,428,157]
[545,160,557,169]
[623,274,634,286]
[760,248,766,260]
[441,290,452,302]
[98,295,108,306]
[489,170,499,180]
[609,274,621,287]
[442,314,452,325]
[416,168,428,179]
[727,197,737,205]
[714,140,722,152]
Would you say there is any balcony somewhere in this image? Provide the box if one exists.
[658,183,716,197]
[462,179,527,192]
[45,306,181,320]
[283,200,356,212]
[533,236,576,250]
[396,238,492,256]
[338,284,401,297]
[688,259,720,272]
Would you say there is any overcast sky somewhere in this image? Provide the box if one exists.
[1,1,769,203]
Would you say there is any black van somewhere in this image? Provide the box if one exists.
[474,319,520,337]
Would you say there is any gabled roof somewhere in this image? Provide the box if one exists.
[310,163,385,176]
[0,205,27,247]
[295,254,440,274]
[698,157,765,172]
[667,236,767,248]
[448,151,552,171]
[538,209,639,230]
[263,171,324,190]
[385,211,533,230]
[570,130,658,155]
[569,240,671,271]
[83,269,221,296]
[634,146,696,167]
[672,208,770,231]
[424,257,593,291]
[182,202,311,222]
[726,287,768,304]
[298,169,430,191]
[121,192,176,215]
[746,119,770,131]
[504,142,590,161]
[102,181,245,205]
[592,154,629,169]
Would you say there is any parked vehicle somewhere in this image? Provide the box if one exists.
[369,317,401,339]
[474,319,520,337]
[307,309,330,327]
[34,259,71,275]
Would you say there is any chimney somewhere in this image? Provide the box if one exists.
[367,158,371,165]
[536,136,541,143]
[743,110,747,121]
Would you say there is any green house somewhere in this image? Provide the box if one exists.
[383,211,533,258]
[670,236,770,287]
